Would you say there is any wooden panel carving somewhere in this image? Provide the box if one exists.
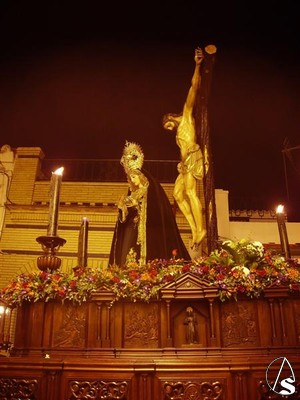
[0,378,38,399]
[123,303,159,348]
[68,380,129,400]
[293,299,300,341]
[53,303,86,347]
[221,301,258,347]
[163,381,223,400]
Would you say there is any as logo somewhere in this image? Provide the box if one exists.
[266,357,296,395]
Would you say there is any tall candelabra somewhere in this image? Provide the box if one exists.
[36,235,66,271]
[36,167,66,271]
[0,303,13,355]
[276,204,291,260]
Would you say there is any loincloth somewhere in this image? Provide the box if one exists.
[177,144,204,179]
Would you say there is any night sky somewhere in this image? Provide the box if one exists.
[0,2,299,216]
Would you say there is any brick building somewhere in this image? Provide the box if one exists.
[0,145,299,291]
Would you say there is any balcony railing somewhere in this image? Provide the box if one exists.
[39,159,179,183]
[38,158,298,218]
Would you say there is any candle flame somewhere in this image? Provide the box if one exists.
[276,204,284,214]
[53,167,64,176]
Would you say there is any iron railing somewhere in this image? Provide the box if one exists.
[38,159,179,183]
[38,158,294,215]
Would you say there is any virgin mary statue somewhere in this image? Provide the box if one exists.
[109,141,190,267]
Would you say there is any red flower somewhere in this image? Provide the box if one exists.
[52,274,62,282]
[200,265,209,274]
[57,289,66,297]
[163,274,173,282]
[149,269,158,278]
[112,276,120,283]
[182,264,191,273]
[129,270,139,280]
[69,280,77,289]
[73,267,85,277]
[40,271,49,281]
[256,269,267,277]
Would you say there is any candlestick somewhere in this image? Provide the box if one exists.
[0,304,12,352]
[47,167,64,237]
[276,204,291,260]
[77,217,89,268]
[0,305,5,344]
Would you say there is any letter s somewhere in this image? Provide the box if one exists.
[279,377,295,395]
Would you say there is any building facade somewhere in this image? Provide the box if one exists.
[0,145,299,291]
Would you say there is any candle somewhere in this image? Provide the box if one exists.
[0,305,5,343]
[47,167,64,237]
[77,217,89,268]
[276,204,291,260]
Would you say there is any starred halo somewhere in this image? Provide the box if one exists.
[120,141,144,172]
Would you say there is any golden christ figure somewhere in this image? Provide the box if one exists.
[163,47,206,250]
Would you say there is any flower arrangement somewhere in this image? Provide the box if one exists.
[1,239,300,307]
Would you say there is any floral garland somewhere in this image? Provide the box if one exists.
[1,239,300,307]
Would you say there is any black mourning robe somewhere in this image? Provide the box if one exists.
[108,168,190,266]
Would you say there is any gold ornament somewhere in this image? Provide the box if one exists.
[120,141,144,173]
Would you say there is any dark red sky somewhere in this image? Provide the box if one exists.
[0,2,299,214]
